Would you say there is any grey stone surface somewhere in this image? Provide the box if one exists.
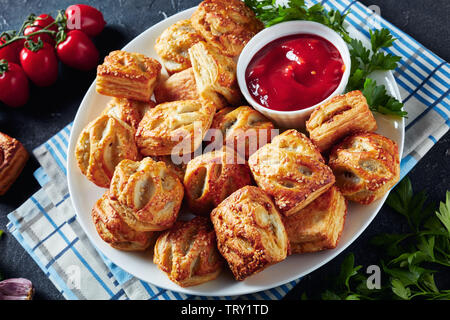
[0,0,448,300]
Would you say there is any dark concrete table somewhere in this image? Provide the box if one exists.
[0,0,448,300]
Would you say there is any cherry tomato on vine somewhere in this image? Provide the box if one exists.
[24,25,56,45]
[20,40,58,87]
[0,38,25,64]
[0,60,29,107]
[56,30,99,71]
[33,14,58,32]
[65,4,106,37]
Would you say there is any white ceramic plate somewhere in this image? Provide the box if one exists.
[67,7,404,296]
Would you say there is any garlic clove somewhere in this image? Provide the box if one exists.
[0,278,34,300]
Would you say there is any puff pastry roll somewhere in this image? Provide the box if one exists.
[183,147,252,216]
[135,99,215,156]
[102,97,156,130]
[75,115,140,188]
[188,41,241,109]
[306,90,377,152]
[92,192,156,251]
[109,157,184,231]
[155,19,204,74]
[248,129,335,216]
[283,186,347,254]
[151,155,188,182]
[211,186,289,281]
[154,216,223,287]
[191,0,263,57]
[269,129,324,162]
[209,106,275,160]
[154,68,199,104]
[0,132,29,196]
[329,132,400,204]
[96,50,161,102]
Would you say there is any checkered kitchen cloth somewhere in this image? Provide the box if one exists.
[6,0,450,300]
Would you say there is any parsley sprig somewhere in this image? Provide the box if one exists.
[304,178,450,300]
[245,0,407,117]
[244,0,351,42]
[349,30,407,117]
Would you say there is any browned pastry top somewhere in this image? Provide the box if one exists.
[154,19,204,74]
[183,147,253,216]
[329,131,400,204]
[153,216,223,287]
[211,186,289,281]
[248,129,335,216]
[92,192,155,251]
[191,0,263,57]
[97,50,161,82]
[101,97,156,130]
[135,99,216,156]
[109,157,184,231]
[209,106,275,159]
[0,132,29,195]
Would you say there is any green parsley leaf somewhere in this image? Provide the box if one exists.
[382,262,422,287]
[421,273,439,294]
[370,28,397,53]
[336,253,362,291]
[350,39,371,65]
[303,178,449,300]
[417,236,436,261]
[391,278,411,300]
[362,78,408,117]
[369,52,402,72]
[346,68,366,91]
[436,191,450,235]
[347,29,406,117]
[244,0,351,41]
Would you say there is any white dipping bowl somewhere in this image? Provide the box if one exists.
[237,21,351,128]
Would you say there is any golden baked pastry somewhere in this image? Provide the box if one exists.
[183,147,252,216]
[0,132,29,196]
[210,186,289,281]
[75,115,140,188]
[209,106,275,160]
[109,157,184,231]
[96,50,161,102]
[191,0,263,57]
[329,132,400,205]
[306,90,378,152]
[102,97,156,130]
[283,186,347,254]
[269,129,324,162]
[92,192,156,251]
[248,129,335,216]
[151,155,188,182]
[154,68,199,104]
[155,19,204,75]
[135,99,215,156]
[188,41,241,109]
[154,216,223,287]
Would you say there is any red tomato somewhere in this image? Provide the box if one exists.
[56,30,99,71]
[33,14,58,32]
[24,25,56,46]
[0,38,25,64]
[65,4,106,37]
[0,60,29,107]
[20,41,58,87]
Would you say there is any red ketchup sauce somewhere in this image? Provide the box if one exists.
[246,34,345,111]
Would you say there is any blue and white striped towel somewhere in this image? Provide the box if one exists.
[7,0,449,300]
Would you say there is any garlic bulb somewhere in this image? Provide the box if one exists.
[0,278,34,300]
